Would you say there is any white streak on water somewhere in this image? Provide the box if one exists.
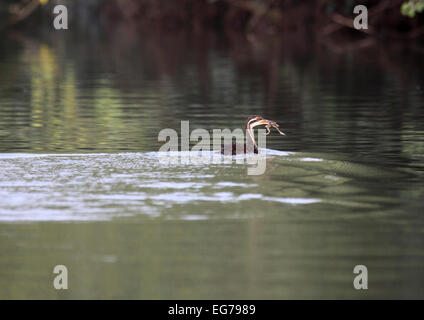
[0,151,326,222]
[299,157,323,162]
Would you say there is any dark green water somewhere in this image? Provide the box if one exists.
[0,28,424,299]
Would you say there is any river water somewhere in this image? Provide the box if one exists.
[0,28,423,299]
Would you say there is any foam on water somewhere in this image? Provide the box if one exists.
[0,150,402,222]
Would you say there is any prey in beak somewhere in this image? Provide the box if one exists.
[221,115,285,155]
[247,116,286,136]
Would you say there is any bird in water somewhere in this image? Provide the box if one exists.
[221,115,285,155]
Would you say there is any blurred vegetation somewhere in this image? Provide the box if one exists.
[1,0,424,40]
[402,0,424,18]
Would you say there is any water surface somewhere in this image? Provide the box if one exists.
[0,29,424,299]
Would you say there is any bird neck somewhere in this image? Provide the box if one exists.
[246,127,258,150]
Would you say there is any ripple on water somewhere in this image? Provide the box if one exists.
[0,151,405,222]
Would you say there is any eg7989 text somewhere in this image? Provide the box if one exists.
[212,304,255,315]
